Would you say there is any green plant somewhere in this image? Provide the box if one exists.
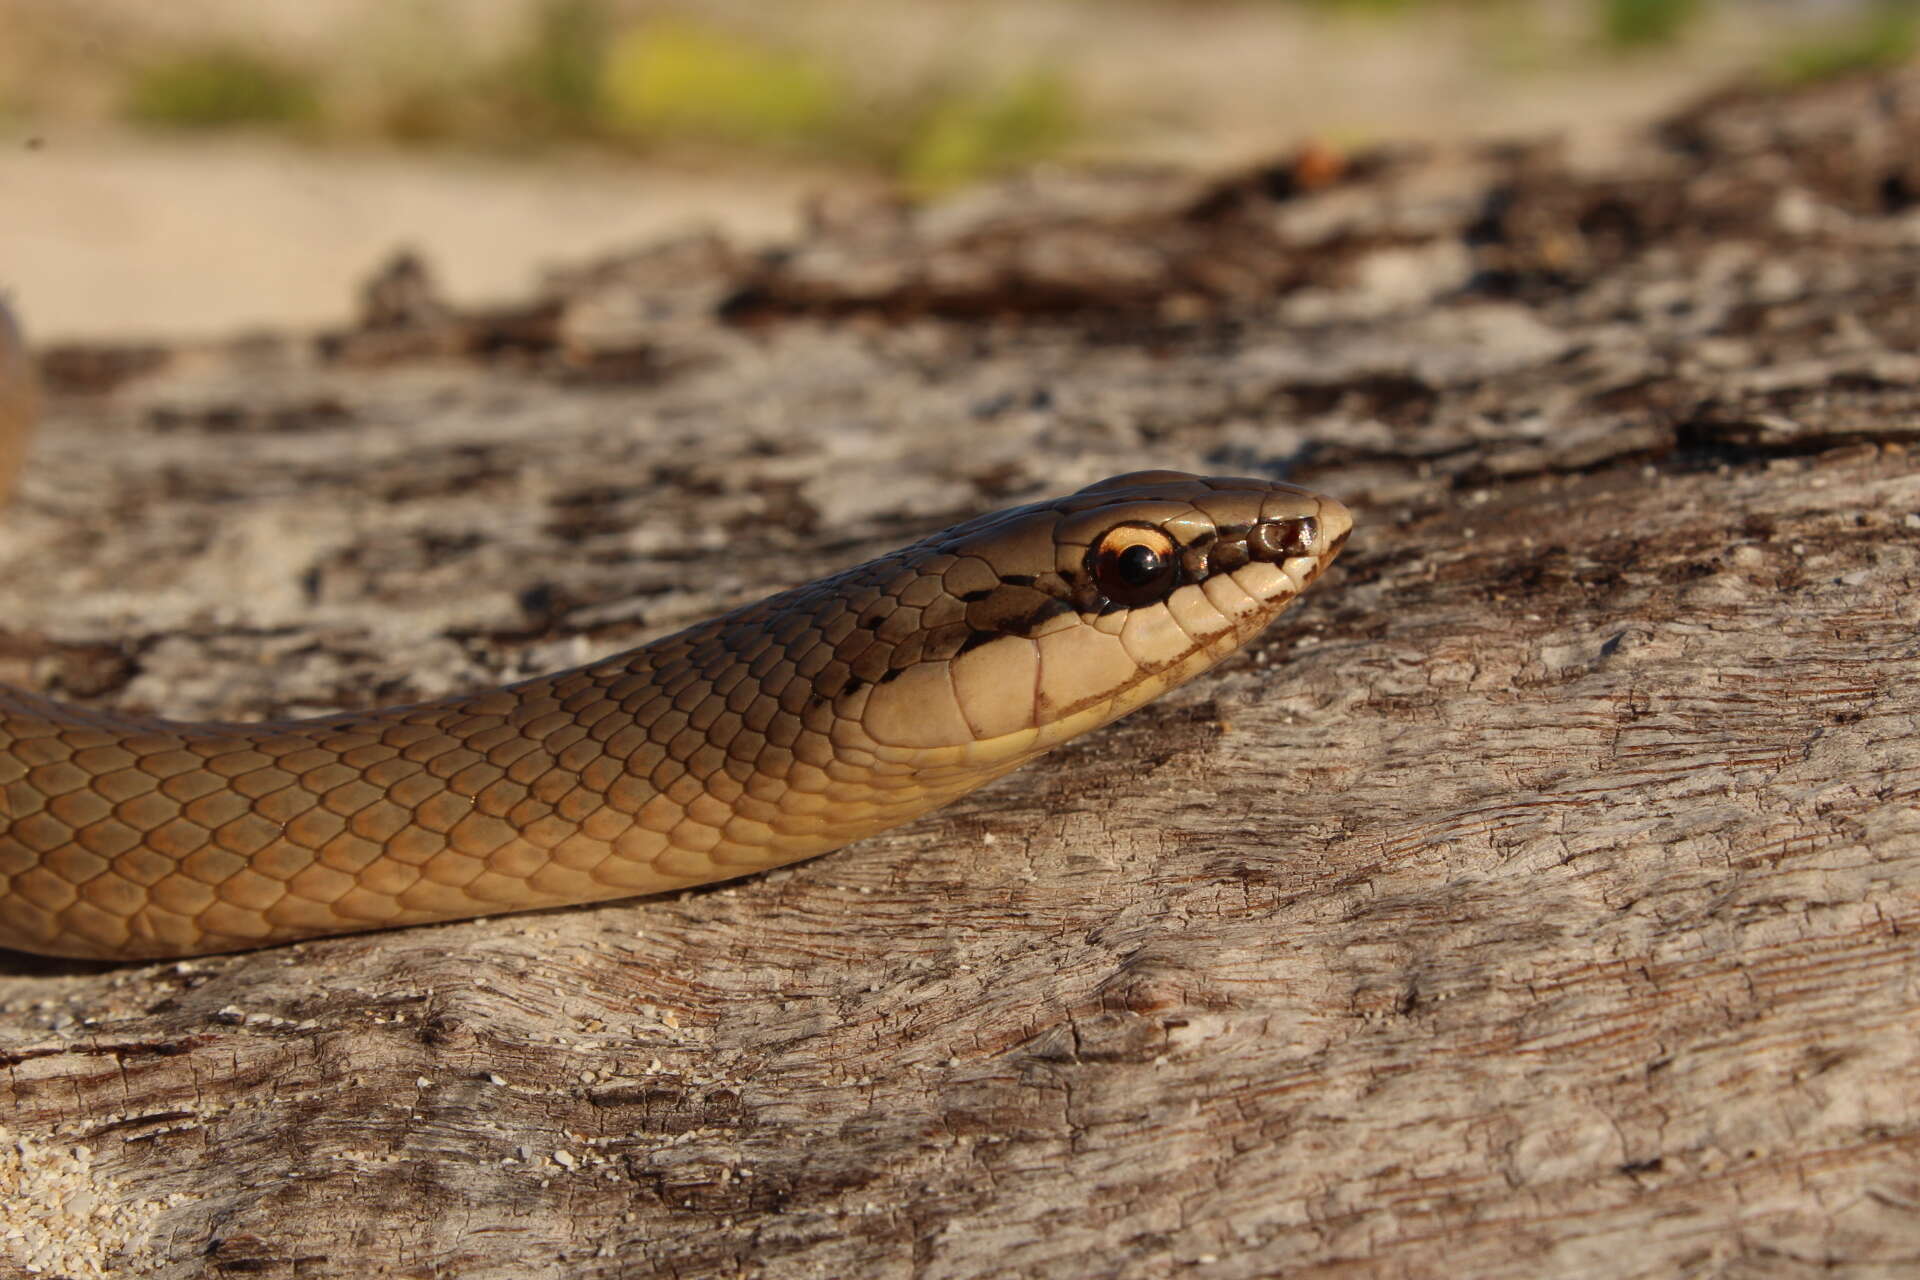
[123,46,318,130]
[899,71,1078,193]
[1773,1,1916,83]
[508,0,611,127]
[103,4,1085,183]
[1302,0,1423,15]
[1600,0,1701,49]
[599,17,839,148]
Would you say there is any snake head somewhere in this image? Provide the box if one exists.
[833,471,1353,764]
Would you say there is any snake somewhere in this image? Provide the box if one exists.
[0,311,1352,961]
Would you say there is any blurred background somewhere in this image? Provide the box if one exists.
[1,0,1909,340]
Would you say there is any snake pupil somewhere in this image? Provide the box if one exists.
[1116,543,1163,586]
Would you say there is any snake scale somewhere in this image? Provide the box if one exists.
[0,309,1351,961]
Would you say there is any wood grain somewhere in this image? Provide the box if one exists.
[4,67,1920,1279]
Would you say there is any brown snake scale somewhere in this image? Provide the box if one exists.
[0,320,1350,959]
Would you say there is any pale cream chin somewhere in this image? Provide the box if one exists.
[856,559,1310,772]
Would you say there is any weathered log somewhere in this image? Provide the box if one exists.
[4,68,1920,1279]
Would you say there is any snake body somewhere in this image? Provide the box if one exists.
[0,318,1350,960]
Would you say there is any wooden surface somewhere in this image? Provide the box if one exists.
[3,70,1920,1279]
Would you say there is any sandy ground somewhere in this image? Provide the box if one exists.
[1,136,818,341]
[0,0,1852,341]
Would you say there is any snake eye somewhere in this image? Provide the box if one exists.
[1088,525,1179,605]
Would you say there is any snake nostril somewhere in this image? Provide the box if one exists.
[1249,516,1318,561]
